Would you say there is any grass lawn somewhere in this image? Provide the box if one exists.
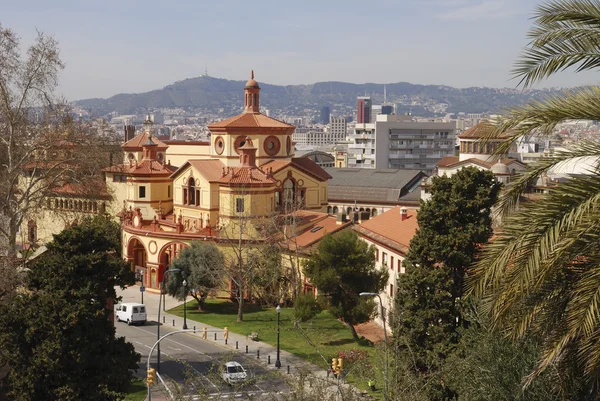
[169,298,372,368]
[123,378,146,401]
[169,298,385,399]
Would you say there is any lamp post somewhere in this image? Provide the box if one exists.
[140,271,144,304]
[157,268,180,373]
[275,304,282,368]
[360,292,388,401]
[182,277,188,330]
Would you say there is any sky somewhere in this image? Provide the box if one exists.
[3,0,599,101]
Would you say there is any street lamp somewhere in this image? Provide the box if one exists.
[360,292,388,401]
[275,304,282,368]
[157,268,180,373]
[182,277,188,330]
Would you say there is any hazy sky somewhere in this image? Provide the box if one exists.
[3,0,599,101]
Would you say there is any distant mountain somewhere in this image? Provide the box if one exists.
[73,75,559,117]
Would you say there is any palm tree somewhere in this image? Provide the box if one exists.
[468,0,600,389]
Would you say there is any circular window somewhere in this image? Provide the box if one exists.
[234,136,247,155]
[128,153,135,160]
[286,136,292,155]
[263,136,281,156]
[157,152,164,162]
[214,136,224,155]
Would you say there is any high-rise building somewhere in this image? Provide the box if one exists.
[320,106,331,124]
[330,117,347,141]
[357,97,371,124]
[347,114,456,173]
[381,105,393,115]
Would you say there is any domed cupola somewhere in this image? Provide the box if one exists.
[244,70,260,113]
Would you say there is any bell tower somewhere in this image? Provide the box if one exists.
[244,70,260,113]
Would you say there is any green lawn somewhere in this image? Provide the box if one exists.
[123,378,146,401]
[169,298,385,399]
[169,299,372,368]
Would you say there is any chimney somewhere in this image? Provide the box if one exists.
[400,207,408,221]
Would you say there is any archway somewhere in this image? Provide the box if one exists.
[127,238,147,280]
[157,241,189,288]
[327,206,332,214]
[333,206,339,214]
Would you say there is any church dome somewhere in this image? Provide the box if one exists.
[491,162,510,175]
[245,70,259,88]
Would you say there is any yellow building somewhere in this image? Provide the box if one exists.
[109,72,338,291]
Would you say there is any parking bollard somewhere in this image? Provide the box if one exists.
[236,341,238,349]
[163,316,165,323]
[214,332,217,341]
[287,365,290,374]
[268,355,271,364]
[257,350,260,359]
[245,345,248,354]
[172,320,175,326]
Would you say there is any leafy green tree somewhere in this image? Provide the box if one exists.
[304,230,388,340]
[445,303,593,401]
[393,167,499,399]
[468,0,600,390]
[293,292,322,324]
[0,216,139,401]
[166,241,225,310]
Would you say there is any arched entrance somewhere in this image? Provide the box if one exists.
[157,242,189,289]
[127,238,147,272]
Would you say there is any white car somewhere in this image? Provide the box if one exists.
[222,361,247,385]
[115,303,147,325]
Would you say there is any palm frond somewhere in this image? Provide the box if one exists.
[514,0,600,87]
[495,140,600,216]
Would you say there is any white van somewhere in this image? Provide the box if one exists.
[115,303,147,325]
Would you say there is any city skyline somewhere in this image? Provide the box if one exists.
[3,0,599,101]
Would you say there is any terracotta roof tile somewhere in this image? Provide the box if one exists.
[170,159,226,182]
[354,207,419,254]
[458,121,513,139]
[104,160,176,175]
[288,213,352,250]
[122,132,168,150]
[215,166,274,185]
[209,112,294,129]
[261,158,331,182]
[49,183,111,199]
[436,156,460,167]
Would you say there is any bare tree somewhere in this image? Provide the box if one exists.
[0,25,114,269]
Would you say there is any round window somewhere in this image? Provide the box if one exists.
[214,136,225,155]
[128,153,135,160]
[234,136,247,154]
[263,136,281,156]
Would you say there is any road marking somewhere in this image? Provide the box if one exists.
[168,346,182,351]
[124,324,213,359]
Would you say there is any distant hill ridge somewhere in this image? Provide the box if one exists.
[74,75,559,117]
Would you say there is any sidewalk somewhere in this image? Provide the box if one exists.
[117,285,324,373]
[117,285,371,399]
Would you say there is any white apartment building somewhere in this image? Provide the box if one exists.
[293,119,348,147]
[347,114,457,174]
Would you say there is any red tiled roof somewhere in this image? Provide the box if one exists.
[260,158,331,182]
[436,156,460,168]
[122,132,168,150]
[216,166,274,185]
[458,122,513,139]
[170,159,226,182]
[354,207,419,254]
[208,112,294,129]
[104,160,176,176]
[49,183,111,199]
[288,212,351,250]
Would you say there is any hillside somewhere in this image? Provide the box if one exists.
[73,75,559,117]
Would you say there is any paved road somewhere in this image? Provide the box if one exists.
[115,287,291,399]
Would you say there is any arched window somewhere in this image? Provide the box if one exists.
[333,206,339,214]
[60,199,64,209]
[93,202,98,212]
[188,177,195,206]
[346,207,352,214]
[283,179,296,211]
[54,199,58,208]
[327,206,332,214]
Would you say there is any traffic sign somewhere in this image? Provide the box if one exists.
[140,286,145,292]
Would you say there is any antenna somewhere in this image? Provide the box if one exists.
[384,85,387,103]
[204,65,208,77]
